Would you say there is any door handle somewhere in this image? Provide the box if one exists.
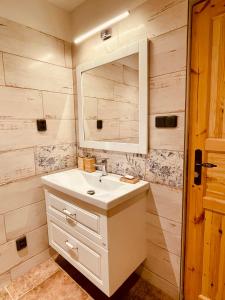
[196,162,217,168]
[194,149,217,185]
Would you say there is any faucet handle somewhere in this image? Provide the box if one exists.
[97,158,109,163]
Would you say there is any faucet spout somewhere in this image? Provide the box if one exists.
[94,158,108,182]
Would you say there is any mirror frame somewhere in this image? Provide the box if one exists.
[76,39,148,154]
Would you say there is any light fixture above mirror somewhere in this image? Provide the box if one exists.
[74,11,130,44]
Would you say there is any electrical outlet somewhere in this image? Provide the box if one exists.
[16,236,27,251]
[97,120,103,129]
[37,119,47,131]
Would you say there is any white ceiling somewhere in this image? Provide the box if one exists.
[48,0,86,12]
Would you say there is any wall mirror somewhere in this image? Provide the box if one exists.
[76,39,148,154]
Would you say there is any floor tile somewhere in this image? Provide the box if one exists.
[7,258,59,299]
[20,270,91,300]
[0,287,11,300]
[56,255,172,300]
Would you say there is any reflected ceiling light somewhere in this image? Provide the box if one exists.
[74,11,130,44]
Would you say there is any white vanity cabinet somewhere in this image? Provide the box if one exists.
[45,189,147,297]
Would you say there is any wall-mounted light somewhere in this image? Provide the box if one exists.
[74,11,130,44]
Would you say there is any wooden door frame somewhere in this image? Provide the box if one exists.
[182,1,206,299]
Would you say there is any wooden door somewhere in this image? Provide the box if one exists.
[185,0,225,299]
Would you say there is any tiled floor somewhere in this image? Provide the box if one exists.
[0,256,173,300]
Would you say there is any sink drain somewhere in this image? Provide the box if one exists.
[87,190,95,195]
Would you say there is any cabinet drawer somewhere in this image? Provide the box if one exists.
[49,220,102,278]
[46,192,99,233]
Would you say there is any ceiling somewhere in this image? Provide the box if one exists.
[48,0,86,12]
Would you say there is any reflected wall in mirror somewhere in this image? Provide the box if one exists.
[83,53,139,144]
[77,39,148,154]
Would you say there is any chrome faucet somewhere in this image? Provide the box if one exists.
[94,158,108,181]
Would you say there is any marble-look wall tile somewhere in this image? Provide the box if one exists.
[149,112,185,151]
[35,143,76,175]
[0,176,44,215]
[0,148,35,185]
[145,241,180,287]
[147,183,182,223]
[3,53,73,94]
[150,27,187,77]
[0,52,4,85]
[0,215,6,245]
[147,1,188,39]
[0,225,49,275]
[145,149,183,188]
[0,86,43,119]
[5,201,47,240]
[0,17,65,66]
[149,71,186,115]
[43,92,75,120]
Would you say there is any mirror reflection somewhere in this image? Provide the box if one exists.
[82,53,139,143]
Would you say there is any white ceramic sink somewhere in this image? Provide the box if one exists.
[41,168,149,210]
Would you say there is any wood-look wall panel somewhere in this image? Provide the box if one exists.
[149,71,186,115]
[145,241,180,287]
[0,120,75,151]
[149,112,185,151]
[0,17,65,67]
[147,183,183,223]
[0,148,35,185]
[0,176,44,215]
[0,86,43,120]
[0,216,6,245]
[138,266,179,299]
[0,225,48,275]
[10,248,53,280]
[146,214,181,256]
[42,91,75,120]
[64,42,73,69]
[150,27,187,77]
[0,15,75,281]
[5,200,46,240]
[0,52,5,85]
[147,0,188,39]
[0,272,10,289]
[3,53,73,94]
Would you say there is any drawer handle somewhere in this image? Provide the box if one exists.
[65,240,78,253]
[63,209,76,220]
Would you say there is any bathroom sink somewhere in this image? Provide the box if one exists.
[41,169,149,210]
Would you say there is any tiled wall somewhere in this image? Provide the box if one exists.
[72,0,188,299]
[83,55,139,142]
[0,17,75,286]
